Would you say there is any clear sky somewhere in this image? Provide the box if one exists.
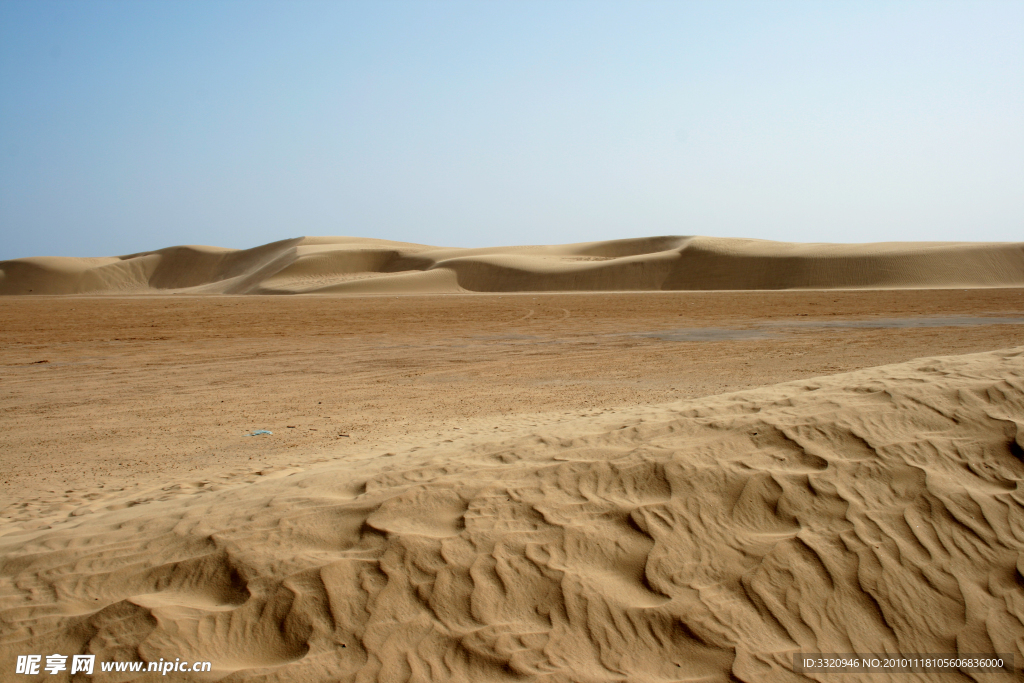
[1,0,1021,259]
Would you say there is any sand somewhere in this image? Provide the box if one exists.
[3,237,1024,681]
[2,235,1024,295]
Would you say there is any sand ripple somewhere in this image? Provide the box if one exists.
[2,348,1024,680]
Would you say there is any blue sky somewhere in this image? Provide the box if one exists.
[1,0,1021,259]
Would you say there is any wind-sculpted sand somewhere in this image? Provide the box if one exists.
[3,253,1024,681]
[2,235,1024,295]
[2,347,1024,681]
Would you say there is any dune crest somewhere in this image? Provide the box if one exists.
[3,236,1023,294]
[2,347,1023,680]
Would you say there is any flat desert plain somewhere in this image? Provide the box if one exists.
[3,237,1024,682]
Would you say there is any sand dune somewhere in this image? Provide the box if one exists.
[3,235,1023,295]
[2,347,1023,680]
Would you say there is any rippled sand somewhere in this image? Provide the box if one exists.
[2,287,1024,681]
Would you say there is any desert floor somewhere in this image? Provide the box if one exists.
[3,288,1023,525]
[3,289,1024,681]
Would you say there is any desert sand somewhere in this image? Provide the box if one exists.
[2,235,1024,295]
[3,236,1024,681]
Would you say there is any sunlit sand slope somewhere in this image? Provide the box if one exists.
[2,347,1023,681]
[3,235,1023,294]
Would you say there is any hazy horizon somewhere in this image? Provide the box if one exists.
[2,0,1022,261]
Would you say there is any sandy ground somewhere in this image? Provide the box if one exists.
[3,289,1024,681]
[3,289,1023,521]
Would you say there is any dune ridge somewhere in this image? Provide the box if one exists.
[3,236,1023,295]
[2,347,1024,681]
